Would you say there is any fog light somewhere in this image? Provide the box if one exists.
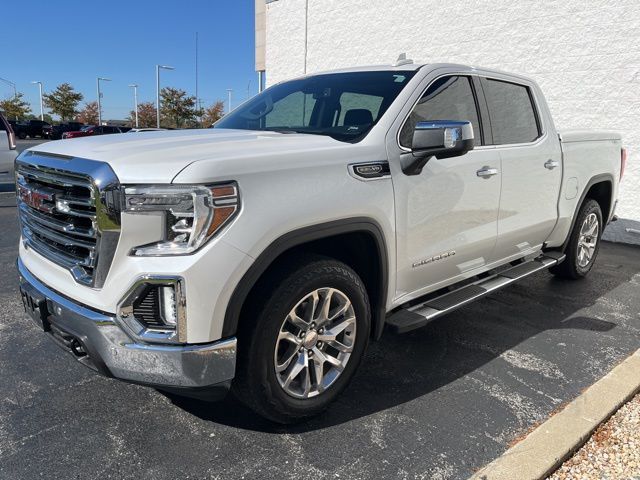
[159,285,177,326]
[118,277,186,344]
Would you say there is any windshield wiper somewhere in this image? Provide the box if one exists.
[267,128,333,136]
[267,128,300,134]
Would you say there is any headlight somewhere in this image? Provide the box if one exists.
[125,183,239,256]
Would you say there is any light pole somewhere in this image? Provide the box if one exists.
[227,89,233,113]
[97,77,111,126]
[128,84,139,128]
[156,65,174,128]
[31,81,44,121]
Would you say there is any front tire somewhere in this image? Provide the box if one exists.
[551,199,603,279]
[232,256,370,423]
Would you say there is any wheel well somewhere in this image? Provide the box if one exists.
[225,226,387,340]
[585,180,612,222]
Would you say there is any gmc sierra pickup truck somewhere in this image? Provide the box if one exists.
[16,62,625,423]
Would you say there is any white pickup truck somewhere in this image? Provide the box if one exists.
[16,62,626,423]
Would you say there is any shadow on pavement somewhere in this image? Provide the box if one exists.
[165,244,640,433]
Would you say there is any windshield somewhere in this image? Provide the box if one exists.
[215,70,416,141]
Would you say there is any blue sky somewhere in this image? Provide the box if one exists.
[1,0,256,120]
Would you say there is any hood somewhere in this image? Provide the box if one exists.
[27,129,345,183]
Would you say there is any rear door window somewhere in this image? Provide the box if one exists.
[481,78,541,145]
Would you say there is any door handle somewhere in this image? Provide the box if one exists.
[476,166,498,178]
[544,159,560,170]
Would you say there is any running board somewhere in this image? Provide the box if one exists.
[386,252,566,334]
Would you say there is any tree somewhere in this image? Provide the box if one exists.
[43,83,83,121]
[201,101,225,127]
[160,87,198,128]
[77,101,99,125]
[0,92,31,120]
[128,101,157,128]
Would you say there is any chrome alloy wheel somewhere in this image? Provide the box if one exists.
[274,287,356,399]
[577,212,599,268]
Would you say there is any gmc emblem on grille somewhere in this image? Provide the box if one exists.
[18,184,55,213]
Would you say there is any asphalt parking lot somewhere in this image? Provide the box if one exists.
[1,147,640,479]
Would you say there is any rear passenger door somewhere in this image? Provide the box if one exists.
[479,77,562,259]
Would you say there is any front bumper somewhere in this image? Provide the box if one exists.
[17,258,237,391]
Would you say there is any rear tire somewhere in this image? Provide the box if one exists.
[232,256,370,424]
[550,199,603,279]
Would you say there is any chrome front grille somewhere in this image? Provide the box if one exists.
[16,152,122,287]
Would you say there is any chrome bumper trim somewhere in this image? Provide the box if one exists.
[17,257,236,389]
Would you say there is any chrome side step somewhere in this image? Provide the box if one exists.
[386,252,566,334]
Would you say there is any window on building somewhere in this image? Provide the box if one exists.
[399,76,481,148]
[482,79,540,145]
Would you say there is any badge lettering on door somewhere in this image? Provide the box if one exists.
[412,251,456,268]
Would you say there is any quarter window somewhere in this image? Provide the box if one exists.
[399,76,482,148]
[482,79,540,145]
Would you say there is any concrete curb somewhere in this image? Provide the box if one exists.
[470,349,640,480]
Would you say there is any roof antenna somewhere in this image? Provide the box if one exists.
[393,53,413,67]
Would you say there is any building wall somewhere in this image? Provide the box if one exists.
[265,0,640,240]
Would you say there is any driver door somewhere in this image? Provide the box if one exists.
[389,75,502,301]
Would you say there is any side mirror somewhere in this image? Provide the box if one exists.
[401,120,475,175]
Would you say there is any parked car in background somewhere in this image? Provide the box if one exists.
[9,120,51,139]
[0,113,17,183]
[43,122,85,140]
[61,125,94,139]
[62,125,127,139]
